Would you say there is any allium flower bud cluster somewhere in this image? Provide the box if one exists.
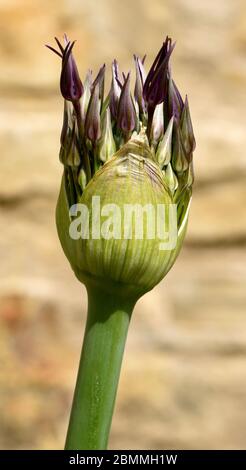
[47,35,196,296]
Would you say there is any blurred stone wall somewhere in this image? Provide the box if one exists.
[0,0,246,449]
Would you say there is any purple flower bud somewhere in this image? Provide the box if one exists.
[117,73,136,134]
[143,37,175,109]
[98,107,116,162]
[85,82,101,142]
[109,60,122,120]
[165,72,184,124]
[60,100,71,147]
[92,64,106,103]
[81,69,93,123]
[172,121,189,173]
[46,35,83,102]
[151,103,164,143]
[61,35,83,102]
[134,55,146,115]
[180,96,196,158]
[156,116,174,167]
[59,101,81,167]
[187,160,195,187]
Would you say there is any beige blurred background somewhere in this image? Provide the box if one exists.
[0,0,246,450]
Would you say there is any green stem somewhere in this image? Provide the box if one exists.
[65,284,136,450]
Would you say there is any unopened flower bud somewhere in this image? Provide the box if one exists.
[59,101,80,167]
[163,162,178,194]
[48,35,196,299]
[143,37,175,109]
[180,96,196,158]
[150,103,164,144]
[46,35,83,103]
[48,36,197,450]
[117,73,137,134]
[85,82,101,142]
[57,135,180,295]
[98,108,116,162]
[81,70,93,123]
[165,75,184,123]
[134,55,146,115]
[156,116,173,167]
[109,60,122,120]
[172,122,189,173]
[92,64,106,105]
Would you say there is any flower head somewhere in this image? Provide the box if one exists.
[48,35,196,297]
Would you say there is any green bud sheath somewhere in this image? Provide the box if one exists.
[48,35,195,450]
[57,137,182,298]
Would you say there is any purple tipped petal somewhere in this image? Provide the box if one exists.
[85,82,101,142]
[109,60,122,120]
[172,121,189,172]
[134,55,147,114]
[81,69,93,123]
[143,37,175,108]
[181,96,196,157]
[59,101,81,167]
[92,64,106,102]
[165,73,184,124]
[151,103,164,143]
[117,73,136,133]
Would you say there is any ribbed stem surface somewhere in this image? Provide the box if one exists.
[65,284,135,450]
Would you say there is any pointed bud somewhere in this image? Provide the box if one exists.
[172,122,189,173]
[163,162,178,194]
[181,96,196,158]
[143,37,175,108]
[59,102,80,167]
[168,74,184,120]
[98,108,116,162]
[92,64,106,104]
[60,36,83,102]
[109,60,122,120]
[46,36,83,102]
[85,82,101,142]
[134,55,146,115]
[117,73,136,134]
[156,116,174,167]
[150,103,164,144]
[78,167,87,191]
[187,160,195,187]
[60,100,71,147]
[81,69,93,123]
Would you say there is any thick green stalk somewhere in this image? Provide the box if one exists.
[65,283,136,450]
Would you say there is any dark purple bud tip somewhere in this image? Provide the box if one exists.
[46,35,83,102]
[117,73,136,133]
[143,36,175,109]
